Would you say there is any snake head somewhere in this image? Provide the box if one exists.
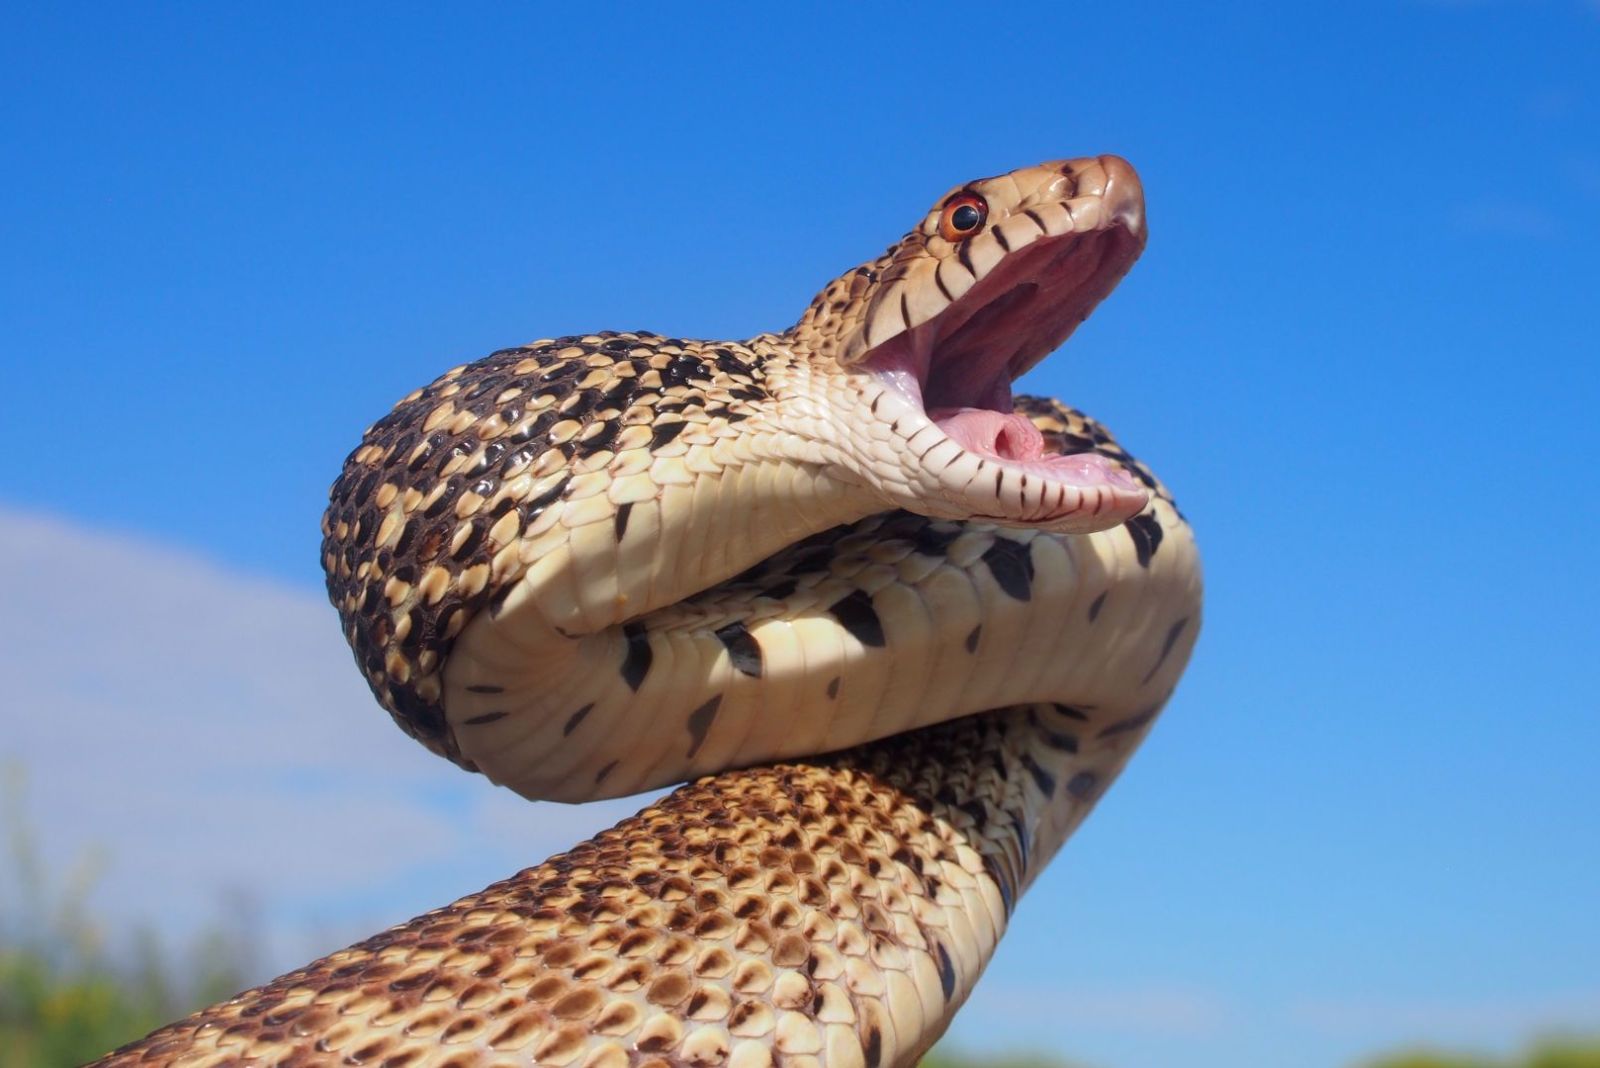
[787,155,1150,534]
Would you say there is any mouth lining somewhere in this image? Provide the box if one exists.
[863,224,1144,475]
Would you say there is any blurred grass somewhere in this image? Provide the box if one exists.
[2,761,1596,1067]
[0,766,253,1067]
[1355,1043,1600,1068]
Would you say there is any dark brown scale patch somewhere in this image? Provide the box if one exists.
[463,711,508,727]
[964,624,981,653]
[1067,772,1100,800]
[620,622,653,691]
[573,417,618,458]
[685,696,722,759]
[613,501,633,541]
[1037,723,1078,753]
[486,578,516,619]
[761,579,798,601]
[648,419,686,448]
[1098,706,1161,738]
[1089,590,1108,621]
[1125,512,1164,568]
[713,621,764,678]
[660,354,707,389]
[864,1022,884,1068]
[1141,617,1191,684]
[934,941,957,1001]
[593,760,619,785]
[646,972,691,1006]
[1021,754,1056,797]
[828,590,885,648]
[826,676,841,699]
[563,703,594,736]
[982,537,1034,601]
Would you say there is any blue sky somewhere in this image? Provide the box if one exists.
[2,4,1597,1067]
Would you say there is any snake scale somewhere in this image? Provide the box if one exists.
[94,155,1202,1068]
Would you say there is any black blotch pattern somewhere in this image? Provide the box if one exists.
[988,856,1017,918]
[982,538,1034,601]
[713,621,764,678]
[563,703,595,736]
[964,624,981,653]
[1021,754,1056,797]
[761,579,798,601]
[620,622,652,691]
[572,416,619,458]
[864,1025,883,1068]
[613,501,633,541]
[1088,590,1107,621]
[649,420,687,449]
[1140,617,1191,684]
[1125,512,1164,568]
[829,590,885,647]
[464,683,503,695]
[1027,711,1079,753]
[826,677,841,699]
[1098,705,1161,738]
[462,711,507,726]
[686,696,722,758]
[485,578,517,620]
[909,523,960,558]
[935,942,956,1002]
[1067,771,1099,800]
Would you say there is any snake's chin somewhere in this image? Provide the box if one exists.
[861,213,1148,532]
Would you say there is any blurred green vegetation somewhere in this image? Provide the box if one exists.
[1354,1043,1600,1068]
[0,767,254,1067]
[2,763,1596,1067]
[917,1042,1600,1068]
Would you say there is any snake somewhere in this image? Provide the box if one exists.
[95,154,1202,1068]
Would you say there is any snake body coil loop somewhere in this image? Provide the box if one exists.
[96,155,1201,1068]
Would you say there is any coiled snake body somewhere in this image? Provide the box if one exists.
[98,156,1202,1068]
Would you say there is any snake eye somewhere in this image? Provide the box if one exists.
[938,193,988,242]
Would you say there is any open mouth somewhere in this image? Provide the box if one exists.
[858,162,1149,526]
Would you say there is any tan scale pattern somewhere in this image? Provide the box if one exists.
[95,701,1152,1068]
[320,335,776,765]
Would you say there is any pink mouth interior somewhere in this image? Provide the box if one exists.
[931,407,1139,487]
[867,225,1144,488]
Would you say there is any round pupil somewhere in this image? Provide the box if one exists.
[951,204,982,232]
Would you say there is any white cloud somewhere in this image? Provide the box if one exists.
[0,508,643,971]
[1449,199,1563,240]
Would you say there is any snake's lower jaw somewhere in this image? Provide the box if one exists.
[844,371,1149,534]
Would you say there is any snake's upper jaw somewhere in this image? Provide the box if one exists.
[850,155,1150,534]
